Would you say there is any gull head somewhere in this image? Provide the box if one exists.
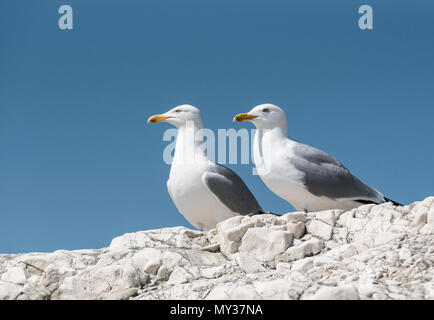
[234,104,287,130]
[147,104,203,128]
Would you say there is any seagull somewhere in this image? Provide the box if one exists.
[234,103,401,212]
[148,104,267,231]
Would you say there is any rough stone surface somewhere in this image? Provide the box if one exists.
[0,197,433,300]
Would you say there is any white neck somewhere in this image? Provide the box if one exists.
[253,126,289,174]
[173,120,208,165]
[254,126,289,149]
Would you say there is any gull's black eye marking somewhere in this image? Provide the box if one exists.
[262,108,270,113]
[175,109,181,113]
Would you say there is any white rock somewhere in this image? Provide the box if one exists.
[304,284,360,300]
[306,220,333,240]
[315,210,338,226]
[276,262,292,273]
[206,283,261,300]
[282,212,307,223]
[0,281,22,300]
[41,264,75,288]
[198,251,224,267]
[374,232,404,246]
[286,221,305,239]
[238,228,293,262]
[132,248,162,274]
[161,250,184,269]
[216,216,253,257]
[18,255,50,276]
[325,240,339,249]
[200,265,227,279]
[427,203,434,226]
[1,267,28,285]
[168,267,193,285]
[277,238,324,262]
[235,252,266,274]
[109,232,149,252]
[253,279,294,299]
[291,257,314,272]
[21,276,51,300]
[323,243,357,260]
[412,198,434,228]
[0,197,432,300]
[411,209,427,227]
[333,227,348,243]
[398,248,412,261]
[336,211,354,227]
[313,256,340,266]
[346,217,365,233]
[55,264,140,300]
[229,284,262,300]
[156,265,170,281]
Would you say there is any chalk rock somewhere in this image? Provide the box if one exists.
[238,227,293,262]
[303,284,360,300]
[276,238,324,263]
[306,220,333,240]
[0,281,22,300]
[315,210,339,226]
[0,197,433,300]
[286,221,305,239]
[1,267,28,285]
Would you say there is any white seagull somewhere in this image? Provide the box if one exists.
[234,104,401,212]
[148,105,266,230]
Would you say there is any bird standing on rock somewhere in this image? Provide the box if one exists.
[234,103,401,212]
[148,104,267,231]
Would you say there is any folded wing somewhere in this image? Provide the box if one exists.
[290,143,385,204]
[202,164,264,215]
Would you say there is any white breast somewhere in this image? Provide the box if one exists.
[167,161,237,230]
[253,131,310,211]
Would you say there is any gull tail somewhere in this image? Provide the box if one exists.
[248,210,281,217]
[356,197,403,207]
[264,211,281,216]
[384,197,403,206]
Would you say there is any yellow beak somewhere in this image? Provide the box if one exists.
[147,114,170,123]
[233,113,257,122]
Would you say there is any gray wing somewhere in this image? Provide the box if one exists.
[202,164,264,215]
[291,143,384,203]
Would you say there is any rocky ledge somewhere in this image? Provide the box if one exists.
[1,197,433,300]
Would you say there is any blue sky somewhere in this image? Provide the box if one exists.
[1,0,433,253]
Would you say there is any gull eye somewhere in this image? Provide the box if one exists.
[175,109,181,113]
[262,108,270,113]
